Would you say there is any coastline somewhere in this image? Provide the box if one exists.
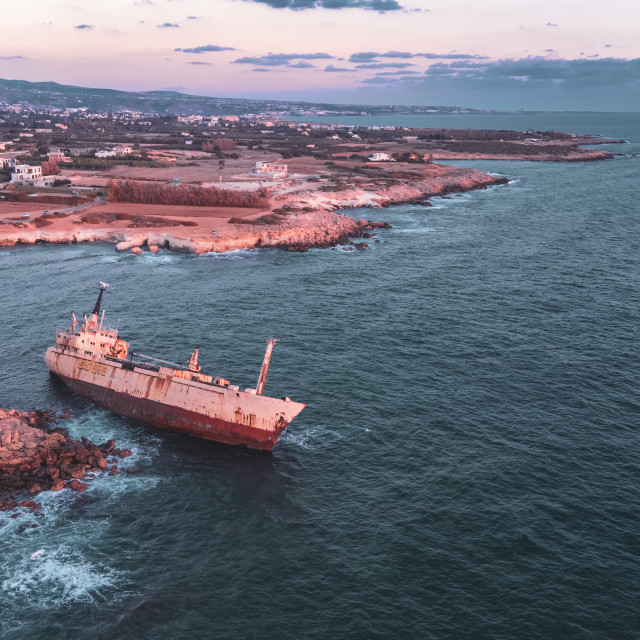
[0,166,507,254]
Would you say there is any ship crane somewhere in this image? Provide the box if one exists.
[256,337,280,395]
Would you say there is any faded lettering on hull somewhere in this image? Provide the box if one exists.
[78,360,107,376]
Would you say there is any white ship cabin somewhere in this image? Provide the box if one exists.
[56,312,129,360]
[55,285,129,360]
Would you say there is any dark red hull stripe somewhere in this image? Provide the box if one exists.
[58,375,284,451]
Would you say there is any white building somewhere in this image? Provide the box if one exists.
[10,164,54,186]
[251,161,288,179]
[368,152,392,162]
[95,150,116,158]
[114,145,133,156]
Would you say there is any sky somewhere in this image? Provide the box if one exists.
[1,0,639,111]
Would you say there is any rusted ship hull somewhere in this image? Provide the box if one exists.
[56,374,284,450]
[46,349,305,451]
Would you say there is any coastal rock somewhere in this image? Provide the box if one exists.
[116,234,147,252]
[130,246,143,255]
[68,480,88,492]
[0,408,132,508]
[126,466,143,475]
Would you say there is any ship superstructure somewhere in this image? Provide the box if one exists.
[45,283,305,451]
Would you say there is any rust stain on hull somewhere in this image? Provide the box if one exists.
[58,374,285,451]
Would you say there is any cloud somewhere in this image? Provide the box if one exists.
[253,68,271,72]
[345,56,640,110]
[188,61,212,65]
[349,51,379,63]
[187,15,199,19]
[417,52,489,60]
[245,0,403,11]
[0,55,26,60]
[175,44,235,53]
[378,50,413,58]
[373,70,419,75]
[418,57,640,90]
[349,50,488,63]
[545,22,558,27]
[289,61,316,68]
[233,52,333,66]
[325,64,357,72]
[74,24,93,30]
[157,22,179,28]
[361,76,399,84]
[355,62,414,69]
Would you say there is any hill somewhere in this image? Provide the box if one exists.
[0,77,487,117]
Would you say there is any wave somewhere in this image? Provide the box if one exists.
[198,248,259,259]
[2,545,124,607]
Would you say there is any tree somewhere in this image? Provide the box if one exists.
[41,160,61,176]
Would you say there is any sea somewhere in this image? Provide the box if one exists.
[0,112,638,639]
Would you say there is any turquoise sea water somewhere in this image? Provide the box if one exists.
[1,113,638,639]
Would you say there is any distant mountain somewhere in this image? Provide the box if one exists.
[0,77,488,117]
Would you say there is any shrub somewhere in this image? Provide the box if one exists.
[108,180,269,208]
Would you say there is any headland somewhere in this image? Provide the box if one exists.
[0,115,622,254]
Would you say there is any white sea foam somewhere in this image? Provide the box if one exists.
[2,545,122,606]
[279,423,347,451]
[199,248,257,259]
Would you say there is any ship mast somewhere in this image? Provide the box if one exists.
[256,337,280,395]
[89,282,109,329]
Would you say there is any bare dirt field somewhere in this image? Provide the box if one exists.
[90,202,266,219]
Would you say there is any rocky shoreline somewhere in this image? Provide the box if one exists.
[0,408,131,512]
[0,168,507,255]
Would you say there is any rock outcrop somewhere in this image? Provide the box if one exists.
[0,408,131,511]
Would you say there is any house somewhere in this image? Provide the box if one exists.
[114,145,133,156]
[48,151,71,163]
[10,164,54,186]
[251,161,288,179]
[0,157,10,169]
[0,142,12,151]
[368,152,392,162]
[95,150,116,158]
[11,164,43,183]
